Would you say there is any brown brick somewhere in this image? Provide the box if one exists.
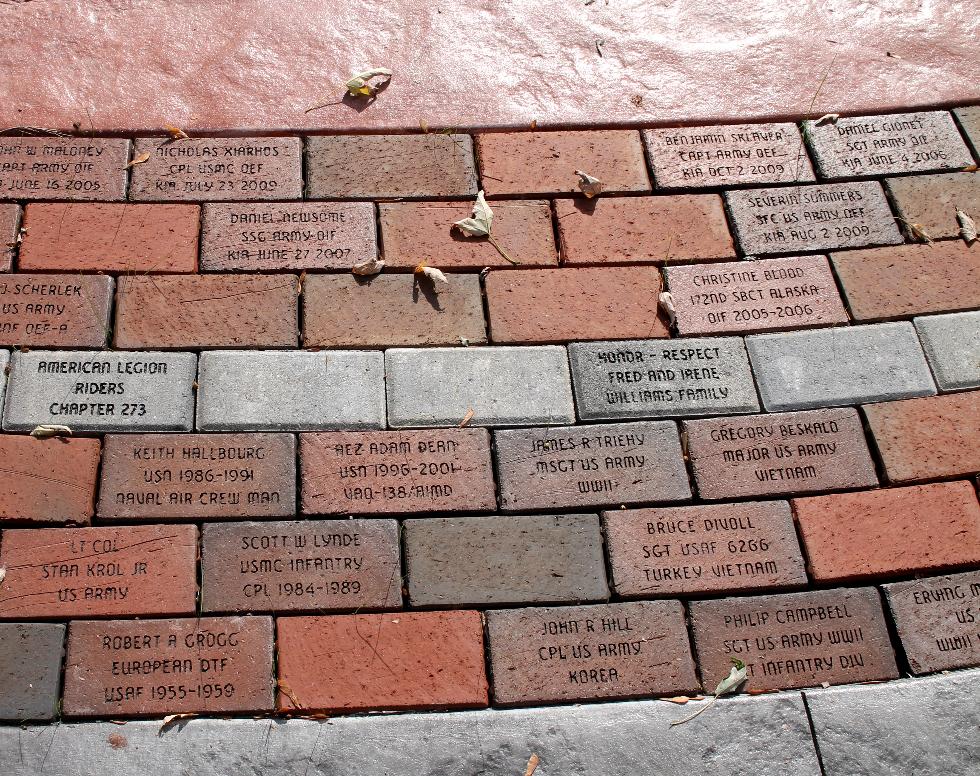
[277,611,488,713]
[690,588,899,691]
[302,273,486,348]
[684,408,878,500]
[306,134,478,199]
[476,130,649,196]
[97,433,296,520]
[0,274,113,347]
[379,200,558,269]
[886,172,980,241]
[603,501,808,597]
[863,392,980,484]
[486,601,698,705]
[831,242,980,321]
[63,616,274,717]
[0,435,100,525]
[0,137,129,201]
[300,429,495,514]
[114,274,298,348]
[0,524,197,618]
[792,482,980,582]
[0,623,65,720]
[0,204,19,272]
[18,203,199,273]
[486,267,667,343]
[554,195,734,265]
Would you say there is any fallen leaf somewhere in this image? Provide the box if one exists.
[158,713,196,734]
[352,257,385,276]
[663,695,694,704]
[658,291,677,326]
[956,208,977,244]
[963,164,979,172]
[415,263,449,285]
[524,754,540,776]
[575,170,603,198]
[125,152,151,169]
[0,567,6,586]
[453,191,519,265]
[459,408,475,427]
[31,424,72,439]
[459,336,470,346]
[906,222,933,243]
[671,660,747,727]
[630,94,643,107]
[163,125,189,141]
[345,67,393,98]
[815,113,840,126]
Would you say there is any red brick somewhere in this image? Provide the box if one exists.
[63,616,274,717]
[378,200,557,269]
[554,195,734,265]
[486,267,667,343]
[792,482,980,582]
[0,204,19,272]
[887,172,980,241]
[863,392,980,484]
[475,130,649,196]
[114,274,298,348]
[0,274,113,347]
[0,137,129,201]
[831,242,980,321]
[302,273,486,348]
[277,611,488,713]
[0,524,197,618]
[300,429,495,514]
[18,203,199,273]
[0,435,100,525]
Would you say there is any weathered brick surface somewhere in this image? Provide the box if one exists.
[303,273,486,348]
[486,601,699,705]
[792,482,980,582]
[476,130,650,196]
[0,204,19,272]
[404,514,609,607]
[306,134,478,199]
[277,612,488,712]
[0,435,100,525]
[63,616,274,717]
[18,203,200,273]
[300,429,495,515]
[554,195,735,265]
[886,172,980,240]
[915,311,980,391]
[0,137,129,201]
[0,350,7,410]
[0,274,113,347]
[0,524,197,618]
[954,106,980,157]
[0,623,65,720]
[604,501,807,597]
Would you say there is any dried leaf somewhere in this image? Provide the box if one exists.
[125,152,151,169]
[713,662,748,697]
[907,222,932,243]
[345,68,393,98]
[415,264,449,285]
[352,257,385,276]
[31,424,72,439]
[453,190,493,237]
[524,754,540,776]
[658,291,677,327]
[630,94,643,107]
[0,567,6,586]
[575,170,603,198]
[956,208,977,244]
[815,113,840,126]
[158,713,196,734]
[459,408,475,427]
[459,336,470,346]
[163,125,189,141]
[663,695,694,704]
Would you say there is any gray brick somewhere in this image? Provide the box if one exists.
[196,350,385,432]
[568,338,759,421]
[746,323,936,411]
[385,346,574,428]
[954,106,980,158]
[2,350,196,432]
[914,311,980,391]
[0,623,65,721]
[0,349,7,412]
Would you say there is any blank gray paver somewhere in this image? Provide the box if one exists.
[746,322,936,411]
[914,311,980,391]
[0,350,7,413]
[0,623,65,721]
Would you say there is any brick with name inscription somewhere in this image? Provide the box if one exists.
[97,433,295,520]
[486,601,699,705]
[63,616,274,717]
[0,137,129,201]
[0,274,113,347]
[690,588,899,691]
[0,204,18,272]
[726,182,903,255]
[494,421,690,511]
[201,520,401,613]
[2,350,197,432]
[0,524,197,619]
[603,501,808,597]
[887,172,980,241]
[684,408,877,499]
[0,622,65,720]
[300,429,495,515]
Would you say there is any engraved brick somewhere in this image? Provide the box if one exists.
[690,588,899,691]
[494,421,690,511]
[554,195,734,265]
[201,519,401,613]
[0,204,19,272]
[603,501,807,597]
[0,137,129,201]
[129,137,301,201]
[803,111,973,178]
[63,616,274,717]
[2,350,197,432]
[954,106,980,157]
[665,256,848,336]
[0,623,65,720]
[684,408,877,499]
[114,274,298,349]
[378,200,557,268]
[305,134,478,199]
[18,203,199,273]
[568,338,759,421]
[915,312,980,391]
[404,514,609,607]
[726,182,902,255]
[486,601,698,705]
[0,274,113,347]
[882,570,980,674]
[0,435,100,524]
[300,429,495,515]
[0,524,197,618]
[200,202,377,271]
[97,433,295,520]
[644,123,815,189]
[886,172,980,241]
[792,481,980,582]
[302,274,486,348]
[277,612,487,712]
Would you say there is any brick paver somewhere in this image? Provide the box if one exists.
[0,137,129,201]
[914,311,980,391]
[0,623,65,721]
[0,205,19,272]
[0,274,113,348]
[886,172,980,240]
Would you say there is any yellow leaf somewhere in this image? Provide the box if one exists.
[125,152,151,169]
